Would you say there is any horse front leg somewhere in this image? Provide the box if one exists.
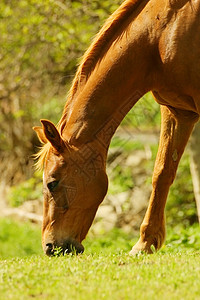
[130,105,198,255]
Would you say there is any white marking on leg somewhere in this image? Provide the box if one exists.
[172,149,178,161]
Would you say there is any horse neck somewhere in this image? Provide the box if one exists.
[61,12,154,153]
[61,64,149,155]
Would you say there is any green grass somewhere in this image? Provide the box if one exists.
[0,219,200,299]
[1,250,200,300]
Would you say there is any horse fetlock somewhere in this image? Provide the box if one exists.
[129,239,153,256]
[130,225,166,256]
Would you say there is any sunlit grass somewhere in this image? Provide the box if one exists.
[0,219,200,299]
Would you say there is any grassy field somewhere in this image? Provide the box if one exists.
[1,219,200,299]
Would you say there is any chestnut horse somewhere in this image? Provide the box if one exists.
[34,0,200,255]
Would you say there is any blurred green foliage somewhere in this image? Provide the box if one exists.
[0,217,199,259]
[8,171,43,207]
[0,218,42,259]
[0,0,122,183]
[122,93,161,129]
[108,165,134,195]
[167,153,198,226]
[166,223,200,250]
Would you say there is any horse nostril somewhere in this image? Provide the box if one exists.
[45,243,53,256]
[46,243,53,249]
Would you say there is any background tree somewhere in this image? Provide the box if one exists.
[0,0,122,184]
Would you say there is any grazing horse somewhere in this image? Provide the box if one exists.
[34,0,200,255]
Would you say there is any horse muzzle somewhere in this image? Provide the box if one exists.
[44,239,84,256]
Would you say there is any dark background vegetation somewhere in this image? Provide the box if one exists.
[0,0,198,232]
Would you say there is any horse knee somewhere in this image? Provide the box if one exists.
[152,167,175,189]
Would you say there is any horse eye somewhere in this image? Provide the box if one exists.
[47,180,59,192]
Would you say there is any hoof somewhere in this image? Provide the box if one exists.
[129,241,153,256]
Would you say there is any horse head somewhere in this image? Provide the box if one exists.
[34,120,108,255]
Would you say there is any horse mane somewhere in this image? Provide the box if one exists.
[67,0,143,102]
[34,143,51,170]
[35,0,142,170]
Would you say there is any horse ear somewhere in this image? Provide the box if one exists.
[33,126,48,144]
[40,119,63,152]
